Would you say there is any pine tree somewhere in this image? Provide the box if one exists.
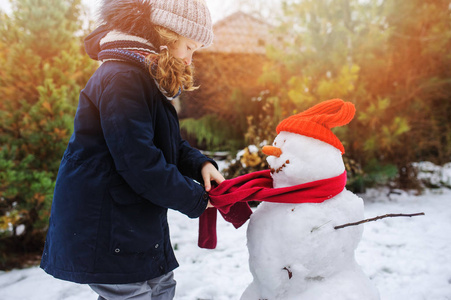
[0,0,97,269]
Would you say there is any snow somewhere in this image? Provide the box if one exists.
[357,188,451,300]
[413,162,451,188]
[0,188,450,299]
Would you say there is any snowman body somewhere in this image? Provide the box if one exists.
[241,132,379,300]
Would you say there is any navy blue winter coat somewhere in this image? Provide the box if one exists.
[40,28,215,284]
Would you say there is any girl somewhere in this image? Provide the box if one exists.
[40,0,224,299]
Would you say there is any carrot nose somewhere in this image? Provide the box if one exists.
[262,145,282,158]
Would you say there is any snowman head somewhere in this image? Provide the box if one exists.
[262,99,356,188]
[263,132,345,188]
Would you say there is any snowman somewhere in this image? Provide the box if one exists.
[240,99,380,300]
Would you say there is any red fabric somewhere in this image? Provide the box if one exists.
[198,170,347,249]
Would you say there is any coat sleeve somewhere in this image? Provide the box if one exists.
[98,69,208,218]
[177,138,218,184]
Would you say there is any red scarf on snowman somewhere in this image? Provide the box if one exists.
[199,170,347,249]
[199,99,356,249]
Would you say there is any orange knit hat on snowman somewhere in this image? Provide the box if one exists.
[267,99,355,155]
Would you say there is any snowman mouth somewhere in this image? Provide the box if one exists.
[270,160,290,174]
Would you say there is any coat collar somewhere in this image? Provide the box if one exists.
[95,30,181,100]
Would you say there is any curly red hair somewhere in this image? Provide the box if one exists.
[146,26,198,98]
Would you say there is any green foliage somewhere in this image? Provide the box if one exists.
[180,114,244,151]
[0,150,54,234]
[244,91,280,146]
[317,65,360,99]
[180,88,282,151]
[222,92,279,180]
[286,64,361,111]
[358,97,410,156]
[0,0,97,268]
[363,159,399,187]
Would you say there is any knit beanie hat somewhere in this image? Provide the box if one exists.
[276,99,355,154]
[98,0,213,47]
[151,0,214,47]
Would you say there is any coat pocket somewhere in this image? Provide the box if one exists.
[108,184,163,255]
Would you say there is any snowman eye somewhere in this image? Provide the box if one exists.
[274,142,277,146]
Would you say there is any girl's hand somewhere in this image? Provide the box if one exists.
[201,162,225,192]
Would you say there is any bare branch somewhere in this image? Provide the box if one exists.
[334,213,425,230]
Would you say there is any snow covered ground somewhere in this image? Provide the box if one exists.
[0,188,450,300]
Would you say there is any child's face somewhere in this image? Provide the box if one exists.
[169,36,203,66]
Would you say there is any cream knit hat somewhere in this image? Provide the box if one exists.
[151,0,214,47]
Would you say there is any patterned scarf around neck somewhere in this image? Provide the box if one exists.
[98,31,182,100]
